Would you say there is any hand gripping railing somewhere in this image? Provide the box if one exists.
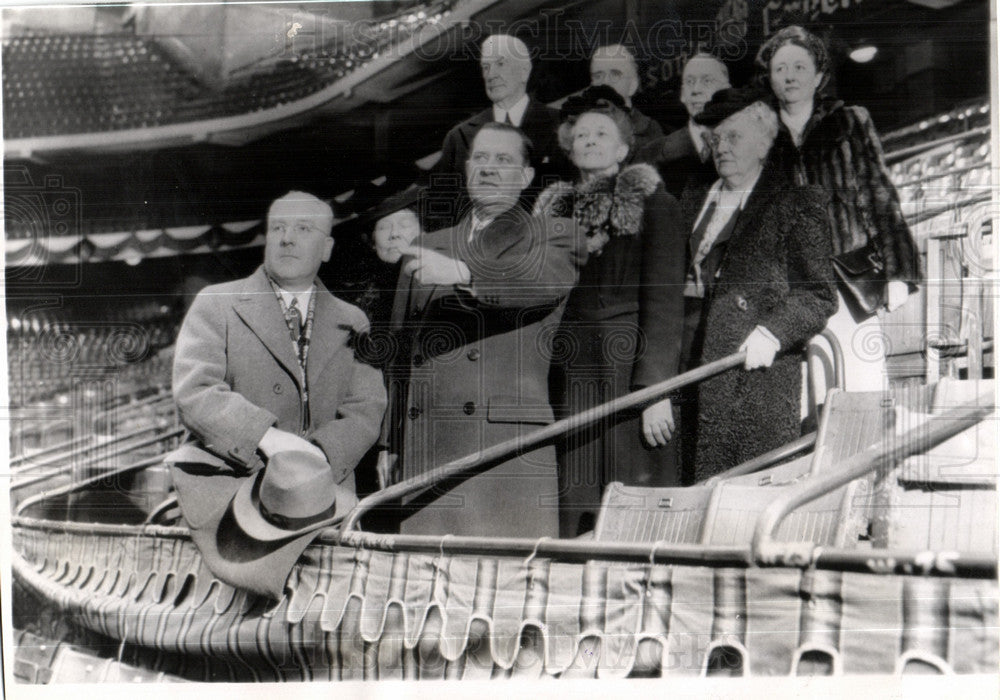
[752,391,995,577]
[339,352,746,540]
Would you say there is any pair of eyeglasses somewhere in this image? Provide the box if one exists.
[268,222,323,237]
[704,131,744,149]
[683,75,722,88]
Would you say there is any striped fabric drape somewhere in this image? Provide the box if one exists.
[12,525,998,680]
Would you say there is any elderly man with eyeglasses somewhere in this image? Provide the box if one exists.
[636,52,731,198]
[684,87,836,482]
[170,191,387,494]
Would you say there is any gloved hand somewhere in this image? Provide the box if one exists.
[739,326,780,370]
[886,279,910,312]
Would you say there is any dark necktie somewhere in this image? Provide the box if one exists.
[286,299,305,362]
[504,112,514,126]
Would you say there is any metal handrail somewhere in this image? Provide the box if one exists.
[339,353,746,539]
[10,389,173,466]
[897,162,988,189]
[143,495,180,525]
[11,426,184,493]
[907,192,993,227]
[752,391,994,567]
[15,453,169,517]
[703,432,817,485]
[884,126,991,164]
[13,423,166,473]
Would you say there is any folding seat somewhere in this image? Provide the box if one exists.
[593,482,715,544]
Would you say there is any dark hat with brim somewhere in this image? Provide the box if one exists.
[364,183,424,226]
[693,86,772,128]
[168,449,357,599]
[558,84,629,123]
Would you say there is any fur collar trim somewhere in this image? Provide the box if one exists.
[533,163,661,246]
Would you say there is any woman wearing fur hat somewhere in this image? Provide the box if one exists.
[534,85,687,538]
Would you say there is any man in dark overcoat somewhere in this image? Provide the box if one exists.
[588,43,664,159]
[636,53,731,198]
[388,122,584,537]
[690,89,837,481]
[425,33,571,229]
[172,192,387,493]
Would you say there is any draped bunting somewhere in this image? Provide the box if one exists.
[4,223,265,265]
[12,524,999,681]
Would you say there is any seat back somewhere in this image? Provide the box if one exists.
[701,481,858,547]
[592,482,713,543]
[809,389,895,475]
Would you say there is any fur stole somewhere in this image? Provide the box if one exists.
[533,163,661,254]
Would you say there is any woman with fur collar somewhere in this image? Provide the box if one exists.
[534,85,687,538]
[757,26,921,400]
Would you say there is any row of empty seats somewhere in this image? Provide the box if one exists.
[3,0,459,138]
[594,381,996,555]
[8,302,181,406]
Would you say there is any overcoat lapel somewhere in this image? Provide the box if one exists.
[726,166,783,253]
[233,268,301,385]
[456,108,492,156]
[305,278,349,388]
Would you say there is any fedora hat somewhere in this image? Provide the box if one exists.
[168,447,358,599]
[231,450,357,541]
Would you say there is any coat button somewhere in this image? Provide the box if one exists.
[273,383,283,394]
[467,348,481,361]
[408,406,421,420]
[412,354,424,367]
[736,295,748,311]
[463,402,475,415]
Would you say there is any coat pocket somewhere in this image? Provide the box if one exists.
[486,396,554,425]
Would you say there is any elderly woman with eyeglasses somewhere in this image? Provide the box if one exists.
[533,85,687,537]
[757,26,921,398]
[689,87,837,481]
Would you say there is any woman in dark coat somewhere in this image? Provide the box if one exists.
[692,89,837,481]
[534,85,687,537]
[756,26,921,397]
[355,186,424,494]
[354,186,424,329]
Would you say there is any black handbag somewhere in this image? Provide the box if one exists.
[830,241,887,316]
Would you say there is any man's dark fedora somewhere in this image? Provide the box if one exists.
[230,450,357,541]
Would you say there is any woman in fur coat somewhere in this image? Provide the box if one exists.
[534,86,687,538]
[757,26,921,398]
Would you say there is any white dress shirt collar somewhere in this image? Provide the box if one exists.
[275,285,314,314]
[493,93,530,127]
